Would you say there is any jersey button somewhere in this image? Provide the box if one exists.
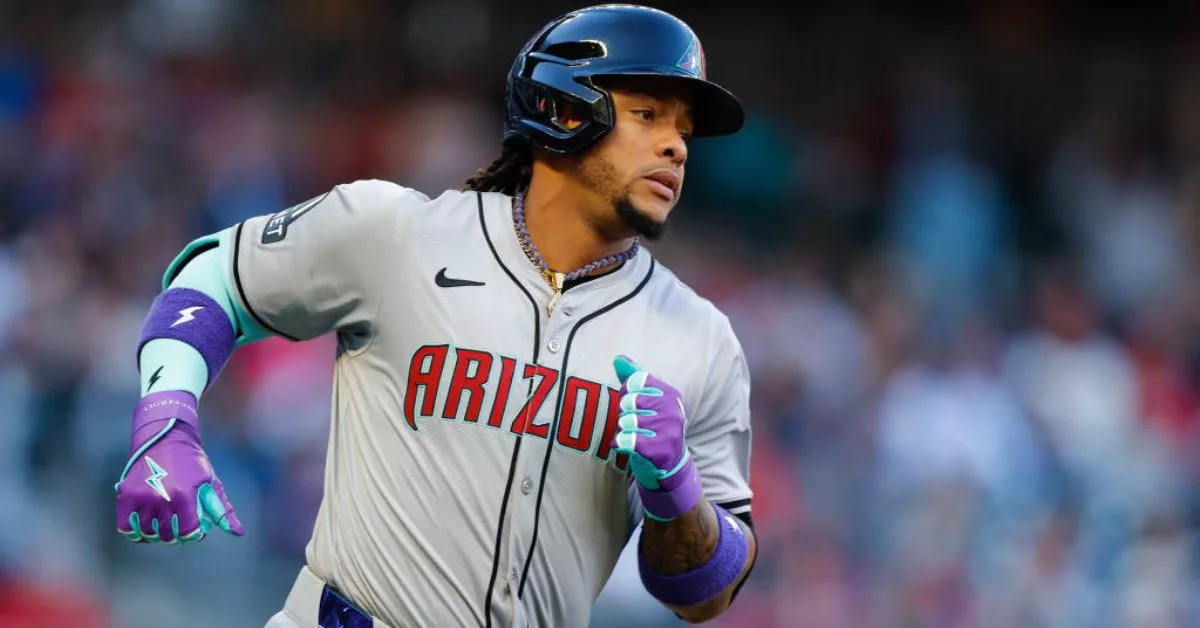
[520,476,534,495]
[509,567,520,581]
[547,338,562,353]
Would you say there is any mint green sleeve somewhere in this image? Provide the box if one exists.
[138,228,274,399]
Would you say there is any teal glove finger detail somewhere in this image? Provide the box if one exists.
[162,514,181,547]
[619,392,657,416]
[622,370,663,397]
[614,355,641,384]
[179,526,205,544]
[618,413,656,436]
[199,483,235,535]
[128,512,145,542]
[616,406,664,489]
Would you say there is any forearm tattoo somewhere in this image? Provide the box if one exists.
[640,499,720,575]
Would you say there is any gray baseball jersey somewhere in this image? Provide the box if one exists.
[217,179,754,628]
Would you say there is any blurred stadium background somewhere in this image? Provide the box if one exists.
[3,0,1200,626]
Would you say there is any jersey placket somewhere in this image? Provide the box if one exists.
[504,291,577,614]
[479,191,560,626]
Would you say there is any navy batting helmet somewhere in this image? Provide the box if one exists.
[504,4,745,155]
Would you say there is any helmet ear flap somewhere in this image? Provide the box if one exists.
[508,77,608,154]
[505,27,617,155]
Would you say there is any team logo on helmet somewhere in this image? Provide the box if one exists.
[678,37,705,78]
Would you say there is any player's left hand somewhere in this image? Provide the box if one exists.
[612,355,702,521]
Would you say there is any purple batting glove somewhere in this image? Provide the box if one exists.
[612,355,703,521]
[114,391,244,545]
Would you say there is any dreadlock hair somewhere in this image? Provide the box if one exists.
[460,140,533,196]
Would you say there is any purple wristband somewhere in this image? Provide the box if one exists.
[137,287,235,387]
[638,503,750,606]
[638,459,703,521]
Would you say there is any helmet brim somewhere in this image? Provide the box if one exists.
[589,72,745,138]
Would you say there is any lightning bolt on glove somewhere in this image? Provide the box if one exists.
[115,391,243,545]
[612,355,703,521]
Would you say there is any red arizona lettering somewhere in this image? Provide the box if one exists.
[487,356,517,428]
[557,377,602,452]
[595,387,630,471]
[512,364,558,438]
[404,345,448,430]
[443,349,493,422]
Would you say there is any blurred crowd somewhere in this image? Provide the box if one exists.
[3,1,1200,627]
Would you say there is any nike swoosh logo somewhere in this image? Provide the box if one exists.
[435,268,485,288]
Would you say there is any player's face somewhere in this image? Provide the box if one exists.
[566,78,695,240]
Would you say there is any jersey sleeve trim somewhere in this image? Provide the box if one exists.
[715,497,752,515]
[231,221,301,341]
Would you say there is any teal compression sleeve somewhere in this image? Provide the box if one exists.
[138,231,272,398]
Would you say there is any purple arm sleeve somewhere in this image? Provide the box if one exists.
[136,287,236,387]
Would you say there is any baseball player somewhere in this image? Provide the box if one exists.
[115,5,757,627]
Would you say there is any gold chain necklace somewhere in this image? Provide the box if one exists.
[512,189,639,314]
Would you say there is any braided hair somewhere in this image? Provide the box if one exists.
[460,141,533,196]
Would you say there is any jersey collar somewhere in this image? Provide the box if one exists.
[482,191,653,301]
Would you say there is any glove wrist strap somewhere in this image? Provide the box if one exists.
[133,390,199,433]
[638,458,702,521]
[130,390,200,449]
[118,391,201,486]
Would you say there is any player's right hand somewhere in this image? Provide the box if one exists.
[612,355,703,521]
[115,392,243,545]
